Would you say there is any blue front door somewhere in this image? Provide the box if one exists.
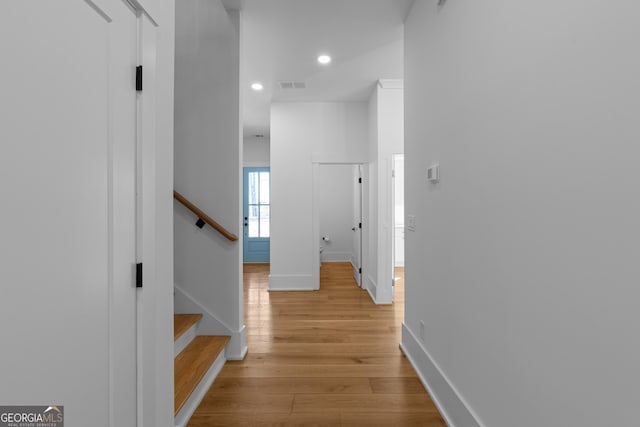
[243,167,270,262]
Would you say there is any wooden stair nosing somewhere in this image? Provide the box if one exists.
[174,313,203,342]
[174,335,230,416]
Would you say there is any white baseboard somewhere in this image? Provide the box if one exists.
[350,259,362,287]
[226,325,248,360]
[400,323,485,427]
[174,349,226,427]
[366,275,377,301]
[320,251,352,262]
[268,273,314,291]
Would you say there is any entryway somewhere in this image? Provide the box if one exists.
[243,167,270,262]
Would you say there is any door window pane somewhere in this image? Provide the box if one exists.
[259,206,270,237]
[248,172,259,205]
[245,169,270,239]
[259,172,270,204]
[248,205,260,237]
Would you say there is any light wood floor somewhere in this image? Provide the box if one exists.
[187,262,446,427]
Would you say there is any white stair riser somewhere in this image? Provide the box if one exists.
[174,321,198,357]
[174,350,226,427]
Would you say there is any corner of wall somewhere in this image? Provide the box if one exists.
[400,323,484,427]
[225,325,247,360]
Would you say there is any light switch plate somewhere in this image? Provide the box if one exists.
[427,164,439,183]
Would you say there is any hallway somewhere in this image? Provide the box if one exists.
[187,263,445,426]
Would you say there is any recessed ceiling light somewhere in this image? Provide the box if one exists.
[317,54,332,65]
[251,82,264,91]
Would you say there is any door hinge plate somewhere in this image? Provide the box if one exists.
[136,263,143,288]
[136,65,143,91]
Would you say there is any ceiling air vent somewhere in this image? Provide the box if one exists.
[278,81,306,90]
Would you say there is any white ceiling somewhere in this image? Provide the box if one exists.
[235,0,413,139]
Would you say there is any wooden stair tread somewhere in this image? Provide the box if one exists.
[174,314,203,341]
[174,335,230,416]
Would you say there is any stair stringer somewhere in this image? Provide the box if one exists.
[174,284,248,360]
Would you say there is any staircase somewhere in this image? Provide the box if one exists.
[174,313,230,427]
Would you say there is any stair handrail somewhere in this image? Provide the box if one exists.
[173,190,239,242]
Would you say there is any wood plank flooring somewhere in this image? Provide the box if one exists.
[174,313,203,341]
[187,262,446,427]
[176,335,230,416]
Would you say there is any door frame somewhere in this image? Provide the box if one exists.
[243,167,271,263]
[312,161,366,290]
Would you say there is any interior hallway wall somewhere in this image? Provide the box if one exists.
[403,1,640,426]
[365,82,404,303]
[270,102,368,290]
[174,0,245,358]
[243,137,270,167]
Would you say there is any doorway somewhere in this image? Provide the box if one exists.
[391,154,405,295]
[243,167,270,262]
[312,162,364,289]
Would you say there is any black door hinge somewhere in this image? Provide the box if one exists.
[359,267,362,274]
[359,222,362,229]
[136,263,143,288]
[358,178,362,184]
[136,65,143,91]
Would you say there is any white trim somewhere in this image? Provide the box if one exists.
[311,157,368,165]
[174,321,198,357]
[174,284,234,333]
[378,79,404,89]
[321,251,352,262]
[225,325,248,360]
[243,161,270,168]
[350,258,362,287]
[268,274,315,291]
[366,275,377,302]
[83,0,113,22]
[173,349,226,427]
[312,161,367,291]
[400,323,485,427]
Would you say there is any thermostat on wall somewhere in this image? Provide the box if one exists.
[427,164,439,183]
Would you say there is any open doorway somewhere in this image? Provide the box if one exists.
[243,167,270,263]
[313,162,364,289]
[391,154,405,297]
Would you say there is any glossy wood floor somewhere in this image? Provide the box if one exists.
[188,262,446,427]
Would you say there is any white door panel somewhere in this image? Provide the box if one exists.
[352,165,363,286]
[0,1,138,426]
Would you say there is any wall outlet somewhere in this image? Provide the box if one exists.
[420,320,425,342]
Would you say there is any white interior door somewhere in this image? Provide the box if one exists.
[352,165,363,286]
[0,1,138,425]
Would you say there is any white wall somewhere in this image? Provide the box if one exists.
[365,82,404,303]
[319,165,355,262]
[174,0,245,358]
[243,137,270,166]
[393,155,405,267]
[152,0,176,423]
[403,2,640,427]
[270,102,368,290]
